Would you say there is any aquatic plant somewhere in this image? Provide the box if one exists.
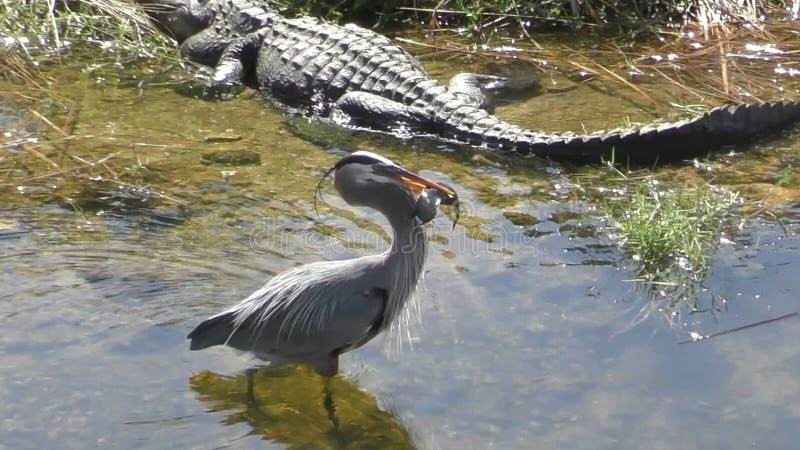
[0,0,173,61]
[577,159,742,322]
[287,0,800,30]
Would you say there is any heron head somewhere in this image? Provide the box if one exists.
[316,151,459,226]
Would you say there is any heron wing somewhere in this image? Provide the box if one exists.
[220,258,388,358]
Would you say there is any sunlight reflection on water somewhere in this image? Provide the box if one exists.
[1,41,800,449]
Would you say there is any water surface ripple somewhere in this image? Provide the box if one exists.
[1,45,799,449]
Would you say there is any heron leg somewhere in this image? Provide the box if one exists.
[309,353,339,377]
[245,367,259,407]
[322,376,339,430]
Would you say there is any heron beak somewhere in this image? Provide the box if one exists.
[391,167,458,203]
[391,166,460,229]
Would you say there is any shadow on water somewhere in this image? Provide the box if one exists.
[190,366,415,449]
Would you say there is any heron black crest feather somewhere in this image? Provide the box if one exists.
[313,165,336,217]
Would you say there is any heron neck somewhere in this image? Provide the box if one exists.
[387,213,426,255]
[381,213,427,324]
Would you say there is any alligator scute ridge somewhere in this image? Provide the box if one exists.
[140,0,800,160]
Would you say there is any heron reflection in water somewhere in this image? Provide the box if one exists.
[188,151,459,375]
[190,366,417,448]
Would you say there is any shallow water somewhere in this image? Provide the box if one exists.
[1,35,799,449]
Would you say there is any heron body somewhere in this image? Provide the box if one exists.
[188,151,458,376]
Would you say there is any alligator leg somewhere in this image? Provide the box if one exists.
[333,91,432,130]
[447,73,513,113]
[211,30,265,86]
[179,30,266,99]
[176,30,264,99]
[180,28,233,67]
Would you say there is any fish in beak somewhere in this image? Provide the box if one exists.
[383,163,460,228]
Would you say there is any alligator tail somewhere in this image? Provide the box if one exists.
[436,99,800,159]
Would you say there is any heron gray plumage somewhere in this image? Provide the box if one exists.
[187,151,459,376]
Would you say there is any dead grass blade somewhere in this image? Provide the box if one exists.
[678,311,799,344]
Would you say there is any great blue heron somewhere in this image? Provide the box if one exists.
[188,151,459,376]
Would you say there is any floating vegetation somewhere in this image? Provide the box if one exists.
[201,149,262,166]
[678,311,800,344]
[576,160,743,323]
[396,1,800,120]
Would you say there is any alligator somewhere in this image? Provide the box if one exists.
[140,0,800,159]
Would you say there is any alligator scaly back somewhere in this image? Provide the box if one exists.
[141,0,800,159]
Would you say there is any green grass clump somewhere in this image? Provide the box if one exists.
[1,0,178,97]
[605,177,739,282]
[586,162,741,318]
[272,0,794,32]
[0,0,174,62]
